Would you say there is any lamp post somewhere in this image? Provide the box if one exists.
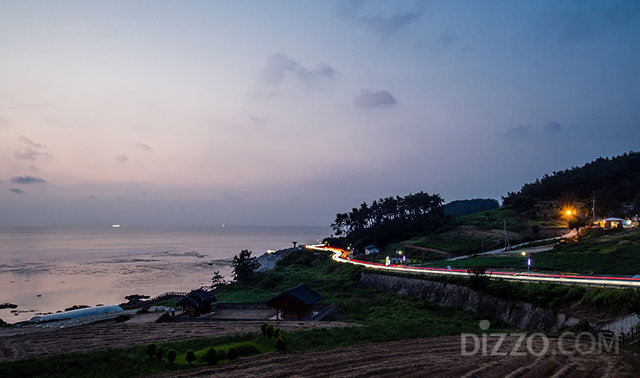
[521,251,531,273]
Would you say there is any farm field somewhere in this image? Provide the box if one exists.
[159,335,640,378]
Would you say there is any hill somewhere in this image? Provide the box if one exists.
[502,151,640,216]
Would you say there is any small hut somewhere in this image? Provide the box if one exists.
[177,289,217,317]
[266,283,322,320]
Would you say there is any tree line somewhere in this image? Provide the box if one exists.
[502,151,640,216]
[331,191,445,248]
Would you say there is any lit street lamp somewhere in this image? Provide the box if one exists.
[521,251,531,273]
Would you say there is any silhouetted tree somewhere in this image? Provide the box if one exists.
[231,250,260,283]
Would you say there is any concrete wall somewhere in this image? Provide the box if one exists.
[360,273,581,331]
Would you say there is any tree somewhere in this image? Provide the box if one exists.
[204,347,219,365]
[231,249,260,283]
[155,346,165,361]
[145,343,157,358]
[275,337,287,352]
[211,270,227,289]
[166,349,176,365]
[185,350,196,365]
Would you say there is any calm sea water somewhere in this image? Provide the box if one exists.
[0,225,330,323]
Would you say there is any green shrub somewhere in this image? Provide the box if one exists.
[260,322,268,336]
[234,343,260,357]
[227,347,238,360]
[275,337,287,352]
[273,328,283,339]
[145,343,156,358]
[155,346,164,361]
[266,325,274,338]
[185,350,196,365]
[204,347,218,365]
[167,349,177,365]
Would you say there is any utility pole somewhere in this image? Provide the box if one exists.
[592,197,596,224]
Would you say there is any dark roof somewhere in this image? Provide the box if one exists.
[177,289,216,308]
[190,289,215,303]
[266,283,322,306]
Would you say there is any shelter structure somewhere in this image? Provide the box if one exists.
[176,289,217,317]
[266,282,322,320]
[30,305,123,323]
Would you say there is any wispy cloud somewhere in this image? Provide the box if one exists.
[354,89,397,109]
[10,176,47,184]
[133,142,151,151]
[438,31,461,48]
[116,155,129,162]
[261,53,338,86]
[336,0,425,37]
[18,135,45,148]
[14,147,41,160]
[9,188,25,194]
[0,117,8,126]
[542,1,640,44]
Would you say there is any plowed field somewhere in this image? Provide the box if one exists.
[0,320,351,361]
[162,335,640,378]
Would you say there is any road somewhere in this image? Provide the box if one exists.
[306,244,640,288]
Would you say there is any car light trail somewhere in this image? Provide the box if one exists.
[306,245,640,288]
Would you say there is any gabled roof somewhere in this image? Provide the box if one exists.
[177,289,216,308]
[266,283,322,306]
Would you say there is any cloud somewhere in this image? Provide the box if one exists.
[354,89,397,109]
[543,1,640,44]
[18,135,45,148]
[336,0,425,37]
[14,147,41,160]
[261,53,337,86]
[10,176,47,184]
[116,155,129,162]
[9,188,25,194]
[543,121,562,133]
[133,142,151,151]
[0,117,8,126]
[89,195,97,199]
[438,31,461,48]
[506,121,563,138]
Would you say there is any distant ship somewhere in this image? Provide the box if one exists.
[112,225,121,228]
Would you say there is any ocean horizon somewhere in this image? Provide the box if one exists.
[0,225,330,323]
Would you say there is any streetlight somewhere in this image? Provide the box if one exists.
[521,251,531,273]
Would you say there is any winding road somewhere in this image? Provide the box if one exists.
[307,245,640,288]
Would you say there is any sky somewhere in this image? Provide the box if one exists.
[1,0,639,227]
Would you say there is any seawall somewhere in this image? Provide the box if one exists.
[360,273,581,331]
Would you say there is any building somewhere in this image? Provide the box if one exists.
[266,283,322,320]
[176,289,217,317]
[364,245,381,255]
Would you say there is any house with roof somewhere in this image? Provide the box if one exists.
[176,289,217,317]
[266,282,322,320]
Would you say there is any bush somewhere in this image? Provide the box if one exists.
[167,349,177,365]
[145,343,157,358]
[156,313,174,323]
[261,322,268,336]
[114,314,130,323]
[185,350,196,365]
[275,337,287,352]
[155,346,164,361]
[227,347,238,360]
[273,328,283,339]
[266,325,274,338]
[235,343,260,357]
[204,347,218,365]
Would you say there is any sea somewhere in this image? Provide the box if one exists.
[0,225,330,323]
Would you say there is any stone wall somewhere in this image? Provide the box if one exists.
[360,273,581,331]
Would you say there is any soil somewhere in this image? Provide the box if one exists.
[0,317,353,361]
[161,335,640,378]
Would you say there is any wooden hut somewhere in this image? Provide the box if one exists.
[176,289,217,317]
[266,283,322,320]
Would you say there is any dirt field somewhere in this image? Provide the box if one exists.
[163,335,640,378]
[0,318,352,361]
